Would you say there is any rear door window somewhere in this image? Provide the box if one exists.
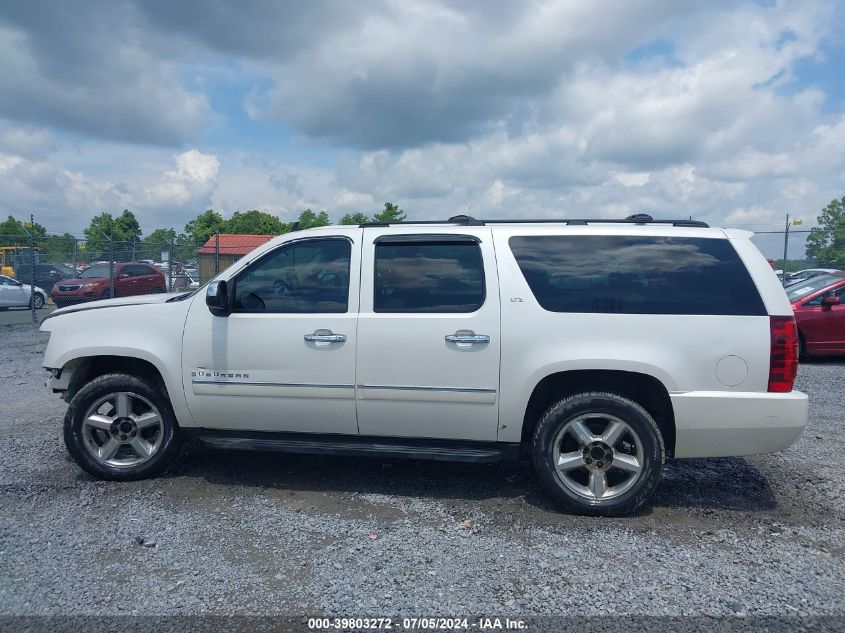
[374,238,485,313]
[509,235,766,316]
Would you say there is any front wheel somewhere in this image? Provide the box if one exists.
[532,392,664,516]
[30,293,45,309]
[64,373,181,480]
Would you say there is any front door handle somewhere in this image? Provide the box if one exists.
[304,329,347,343]
[445,331,490,344]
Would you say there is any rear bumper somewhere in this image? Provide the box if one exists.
[671,390,808,458]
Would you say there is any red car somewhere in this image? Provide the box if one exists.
[787,271,845,356]
[52,262,167,308]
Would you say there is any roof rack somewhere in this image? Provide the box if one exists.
[359,213,709,228]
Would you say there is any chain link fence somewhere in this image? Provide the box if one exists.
[1,226,841,327]
[0,232,268,325]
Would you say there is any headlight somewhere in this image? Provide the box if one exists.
[81,282,98,289]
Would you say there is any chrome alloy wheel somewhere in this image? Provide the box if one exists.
[81,392,164,468]
[551,413,644,501]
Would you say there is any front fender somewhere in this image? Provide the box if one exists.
[41,298,194,426]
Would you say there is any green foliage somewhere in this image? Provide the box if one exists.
[224,210,287,235]
[805,196,845,267]
[143,228,177,245]
[372,202,406,223]
[295,209,331,229]
[0,215,47,245]
[82,210,142,260]
[42,233,78,264]
[184,210,225,244]
[339,212,370,225]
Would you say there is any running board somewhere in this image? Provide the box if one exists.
[193,430,520,463]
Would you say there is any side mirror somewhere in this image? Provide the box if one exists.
[206,280,231,316]
[821,295,841,310]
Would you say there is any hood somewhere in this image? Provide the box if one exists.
[41,292,176,323]
[55,276,108,286]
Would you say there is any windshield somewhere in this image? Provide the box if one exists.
[786,274,843,301]
[78,264,111,279]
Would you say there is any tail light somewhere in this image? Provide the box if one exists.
[768,315,798,392]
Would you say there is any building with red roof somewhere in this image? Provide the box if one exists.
[198,233,274,283]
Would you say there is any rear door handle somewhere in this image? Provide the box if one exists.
[445,331,490,344]
[304,329,347,343]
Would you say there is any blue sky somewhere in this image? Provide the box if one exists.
[0,0,843,259]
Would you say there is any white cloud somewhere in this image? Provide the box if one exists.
[141,150,220,208]
[334,189,374,209]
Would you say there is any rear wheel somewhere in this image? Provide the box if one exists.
[64,373,181,480]
[532,391,664,516]
[30,293,45,309]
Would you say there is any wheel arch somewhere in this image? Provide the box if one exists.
[63,354,169,404]
[520,369,676,456]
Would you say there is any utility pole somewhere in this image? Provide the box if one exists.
[781,213,790,287]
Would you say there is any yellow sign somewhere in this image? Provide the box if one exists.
[792,218,803,225]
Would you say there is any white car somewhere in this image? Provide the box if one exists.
[0,274,47,310]
[40,215,808,516]
[785,268,840,286]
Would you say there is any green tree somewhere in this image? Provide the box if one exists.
[82,210,142,260]
[184,210,225,244]
[223,210,286,235]
[339,212,370,225]
[295,209,331,229]
[43,233,78,265]
[141,228,179,261]
[372,202,406,223]
[143,228,178,246]
[83,212,115,259]
[114,209,141,244]
[805,196,845,267]
[0,215,47,245]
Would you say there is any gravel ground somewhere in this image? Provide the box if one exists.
[0,324,843,621]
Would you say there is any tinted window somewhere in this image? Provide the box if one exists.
[374,240,485,313]
[233,238,351,313]
[509,235,766,316]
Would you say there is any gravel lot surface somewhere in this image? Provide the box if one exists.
[0,324,843,621]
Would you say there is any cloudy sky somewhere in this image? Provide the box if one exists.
[0,0,843,257]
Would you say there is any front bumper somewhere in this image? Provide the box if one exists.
[671,390,808,458]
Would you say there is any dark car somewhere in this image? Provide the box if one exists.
[51,262,166,308]
[13,263,78,295]
[788,271,845,357]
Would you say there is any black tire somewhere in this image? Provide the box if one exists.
[532,391,664,517]
[64,373,181,480]
[798,331,808,360]
[30,293,45,309]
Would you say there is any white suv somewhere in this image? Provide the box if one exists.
[41,215,808,516]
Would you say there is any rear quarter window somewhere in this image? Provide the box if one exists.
[509,235,766,316]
